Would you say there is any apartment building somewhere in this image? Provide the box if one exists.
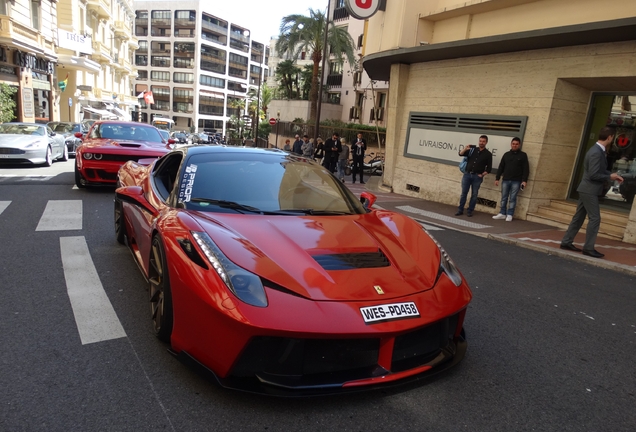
[363,0,636,243]
[0,0,58,122]
[132,0,269,135]
[56,0,138,122]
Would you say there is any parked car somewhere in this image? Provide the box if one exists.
[47,121,89,157]
[74,121,171,188]
[114,146,472,395]
[0,123,67,166]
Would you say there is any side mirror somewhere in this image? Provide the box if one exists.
[74,132,84,139]
[115,186,158,216]
[360,191,377,210]
[168,138,176,144]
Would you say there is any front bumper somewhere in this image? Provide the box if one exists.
[0,147,48,164]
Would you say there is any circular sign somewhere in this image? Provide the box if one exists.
[345,0,382,20]
[616,134,630,149]
[269,117,277,125]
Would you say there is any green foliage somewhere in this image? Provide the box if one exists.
[0,83,17,123]
[258,121,272,139]
[275,60,301,99]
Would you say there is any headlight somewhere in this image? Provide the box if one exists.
[24,140,45,148]
[83,152,93,159]
[192,231,268,307]
[425,229,463,287]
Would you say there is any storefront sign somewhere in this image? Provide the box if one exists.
[13,51,54,75]
[77,85,93,91]
[22,88,34,118]
[57,29,92,55]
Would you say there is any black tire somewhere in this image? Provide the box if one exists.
[114,198,126,245]
[43,146,52,167]
[148,235,173,342]
[58,144,69,162]
[74,162,86,188]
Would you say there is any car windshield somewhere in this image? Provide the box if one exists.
[159,130,169,141]
[53,123,80,133]
[0,124,45,136]
[178,152,366,215]
[92,123,163,142]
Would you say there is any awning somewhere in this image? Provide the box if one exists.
[109,106,130,121]
[82,106,118,119]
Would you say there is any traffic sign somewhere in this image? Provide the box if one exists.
[269,117,277,125]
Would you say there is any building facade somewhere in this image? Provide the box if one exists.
[363,0,636,243]
[132,0,269,135]
[56,0,138,123]
[0,0,58,123]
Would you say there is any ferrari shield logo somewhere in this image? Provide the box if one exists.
[374,285,385,295]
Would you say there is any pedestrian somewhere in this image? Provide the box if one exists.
[492,137,530,222]
[314,137,325,163]
[283,139,291,152]
[560,127,624,258]
[351,132,367,184]
[292,134,303,155]
[455,135,493,217]
[323,132,342,173]
[301,135,314,158]
[338,137,350,182]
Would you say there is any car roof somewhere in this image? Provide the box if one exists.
[177,145,289,159]
[93,120,155,127]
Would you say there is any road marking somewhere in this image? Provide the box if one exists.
[516,237,636,251]
[36,200,82,231]
[0,201,10,216]
[60,236,126,345]
[419,222,444,231]
[396,205,492,229]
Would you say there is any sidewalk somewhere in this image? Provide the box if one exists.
[345,176,636,276]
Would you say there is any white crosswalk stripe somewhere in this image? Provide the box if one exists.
[36,200,82,231]
[396,205,492,229]
[60,236,127,345]
[0,200,10,216]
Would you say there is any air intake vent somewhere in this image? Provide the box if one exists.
[457,117,524,133]
[409,114,457,128]
[313,251,390,271]
[408,114,525,133]
[119,143,142,148]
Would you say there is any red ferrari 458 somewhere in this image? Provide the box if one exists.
[115,146,472,395]
[75,121,171,188]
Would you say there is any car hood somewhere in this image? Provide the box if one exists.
[0,134,46,148]
[81,138,169,151]
[187,210,441,302]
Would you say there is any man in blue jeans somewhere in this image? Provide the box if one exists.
[456,135,492,217]
[492,137,530,221]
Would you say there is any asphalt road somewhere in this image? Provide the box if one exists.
[0,161,635,432]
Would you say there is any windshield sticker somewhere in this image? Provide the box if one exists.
[178,164,198,203]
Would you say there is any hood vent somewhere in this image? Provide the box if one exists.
[313,250,390,271]
[118,142,142,148]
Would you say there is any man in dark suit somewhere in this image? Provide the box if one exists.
[351,132,367,184]
[561,127,624,258]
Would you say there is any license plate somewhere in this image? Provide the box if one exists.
[0,155,11,158]
[360,302,420,324]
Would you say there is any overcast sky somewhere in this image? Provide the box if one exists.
[210,0,329,44]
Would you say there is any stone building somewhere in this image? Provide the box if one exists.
[363,0,636,243]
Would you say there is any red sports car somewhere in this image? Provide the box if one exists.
[75,121,171,188]
[115,146,472,395]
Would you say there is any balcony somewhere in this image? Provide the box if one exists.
[333,7,349,21]
[128,36,139,49]
[0,16,55,54]
[91,40,112,63]
[326,74,343,87]
[87,0,112,19]
[112,54,125,71]
[114,21,131,40]
[230,31,249,43]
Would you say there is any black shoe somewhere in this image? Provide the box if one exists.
[360,181,365,184]
[454,211,463,216]
[466,212,473,217]
[582,249,604,258]
[560,243,582,252]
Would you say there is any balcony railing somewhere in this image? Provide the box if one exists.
[201,20,227,35]
[333,7,349,21]
[326,74,343,87]
[87,0,112,19]
[229,31,249,43]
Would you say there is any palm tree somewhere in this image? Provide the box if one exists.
[274,59,301,99]
[277,8,355,122]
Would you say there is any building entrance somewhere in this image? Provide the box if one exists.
[570,94,636,210]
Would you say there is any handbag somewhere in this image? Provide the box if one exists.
[459,148,473,173]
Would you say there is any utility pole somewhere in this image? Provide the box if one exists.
[313,0,331,143]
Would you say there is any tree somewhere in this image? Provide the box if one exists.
[274,59,301,99]
[277,8,355,121]
[0,83,17,123]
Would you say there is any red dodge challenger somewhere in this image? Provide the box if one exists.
[115,146,472,395]
[75,121,171,188]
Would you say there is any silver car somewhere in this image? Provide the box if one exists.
[0,123,67,166]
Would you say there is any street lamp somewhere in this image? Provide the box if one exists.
[313,0,331,144]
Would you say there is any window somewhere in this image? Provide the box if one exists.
[137,70,148,81]
[173,72,194,84]
[0,0,8,15]
[200,75,225,89]
[151,71,170,82]
[31,0,40,30]
[329,61,343,75]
